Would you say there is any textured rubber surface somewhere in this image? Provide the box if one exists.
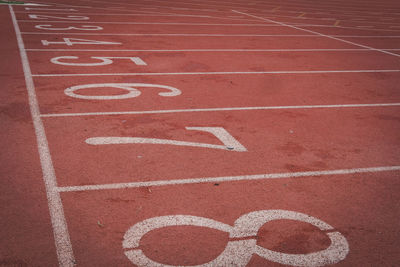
[2,0,400,266]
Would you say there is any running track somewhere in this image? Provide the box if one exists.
[1,0,400,266]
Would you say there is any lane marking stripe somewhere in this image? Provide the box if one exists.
[18,20,281,25]
[20,32,400,38]
[17,12,214,17]
[25,48,400,52]
[9,5,74,267]
[57,166,400,192]
[40,103,400,118]
[32,70,400,77]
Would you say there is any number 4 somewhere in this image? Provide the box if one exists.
[41,38,121,46]
[29,14,89,20]
[86,127,247,152]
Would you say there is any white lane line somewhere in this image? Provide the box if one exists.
[9,5,75,267]
[232,10,400,58]
[25,48,400,52]
[20,32,400,38]
[57,166,400,192]
[21,32,319,36]
[40,103,400,118]
[18,20,279,25]
[1,2,50,5]
[16,12,213,17]
[31,70,400,77]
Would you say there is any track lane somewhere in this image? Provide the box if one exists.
[0,6,59,266]
[41,107,400,187]
[60,171,400,266]
[26,50,400,76]
[4,0,400,266]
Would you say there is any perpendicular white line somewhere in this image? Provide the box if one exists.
[40,103,400,118]
[232,10,400,58]
[25,48,400,52]
[32,69,400,77]
[56,166,400,192]
[9,6,75,267]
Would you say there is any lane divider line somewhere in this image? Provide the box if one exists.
[18,20,281,25]
[31,69,400,77]
[40,103,400,118]
[9,5,75,267]
[20,32,400,38]
[57,166,400,192]
[20,32,328,36]
[25,48,400,52]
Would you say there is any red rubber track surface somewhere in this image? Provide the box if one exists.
[1,0,400,266]
[0,7,59,266]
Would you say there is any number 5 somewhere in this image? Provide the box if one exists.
[50,56,147,66]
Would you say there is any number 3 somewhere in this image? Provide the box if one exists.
[35,24,103,31]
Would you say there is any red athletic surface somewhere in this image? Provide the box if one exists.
[62,172,399,266]
[35,73,399,114]
[1,0,400,266]
[0,7,58,266]
[44,108,400,186]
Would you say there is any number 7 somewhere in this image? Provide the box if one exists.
[86,127,247,152]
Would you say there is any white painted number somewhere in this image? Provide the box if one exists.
[123,210,349,266]
[35,24,103,31]
[41,38,120,46]
[25,8,77,11]
[65,83,181,100]
[20,3,50,6]
[51,56,146,66]
[29,14,89,20]
[86,127,247,152]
